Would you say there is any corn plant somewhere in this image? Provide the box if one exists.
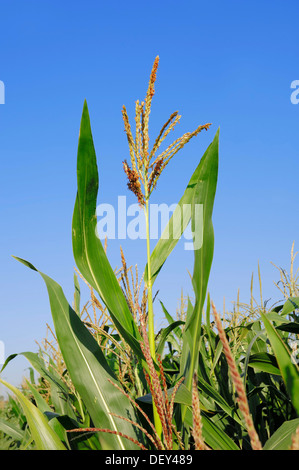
[1,58,299,450]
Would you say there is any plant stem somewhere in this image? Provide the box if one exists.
[144,185,162,438]
[145,197,155,359]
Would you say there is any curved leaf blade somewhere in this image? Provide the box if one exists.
[145,129,219,285]
[13,256,143,450]
[0,379,66,450]
[261,313,299,415]
[0,418,24,442]
[184,407,240,450]
[263,418,299,450]
[72,101,142,358]
[180,130,219,391]
[156,320,184,356]
[281,297,299,315]
[247,352,281,376]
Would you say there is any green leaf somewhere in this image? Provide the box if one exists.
[241,330,266,384]
[13,257,144,450]
[247,352,281,375]
[196,375,244,426]
[25,379,56,415]
[184,407,240,450]
[72,101,143,358]
[156,320,184,356]
[276,322,299,334]
[160,301,182,339]
[7,395,26,426]
[281,297,299,315]
[137,382,211,413]
[1,350,76,419]
[24,379,70,447]
[263,418,299,450]
[0,418,24,442]
[204,292,215,358]
[261,313,299,415]
[209,339,223,377]
[201,414,240,450]
[180,130,219,391]
[0,379,66,450]
[73,272,81,315]
[265,311,289,323]
[2,351,68,394]
[179,297,194,377]
[145,129,219,286]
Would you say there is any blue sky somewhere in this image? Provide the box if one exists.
[0,0,298,391]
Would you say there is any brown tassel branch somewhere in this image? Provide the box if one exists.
[211,301,263,451]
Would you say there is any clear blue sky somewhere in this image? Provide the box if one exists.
[0,0,298,391]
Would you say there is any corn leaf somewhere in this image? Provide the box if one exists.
[247,352,281,376]
[0,378,66,450]
[13,257,144,450]
[261,313,299,415]
[0,418,24,442]
[155,320,184,356]
[180,130,219,393]
[263,418,299,450]
[276,322,299,334]
[1,350,77,419]
[159,300,183,340]
[145,129,219,286]
[184,407,240,450]
[24,380,71,447]
[73,272,81,315]
[72,100,143,358]
[281,297,299,315]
